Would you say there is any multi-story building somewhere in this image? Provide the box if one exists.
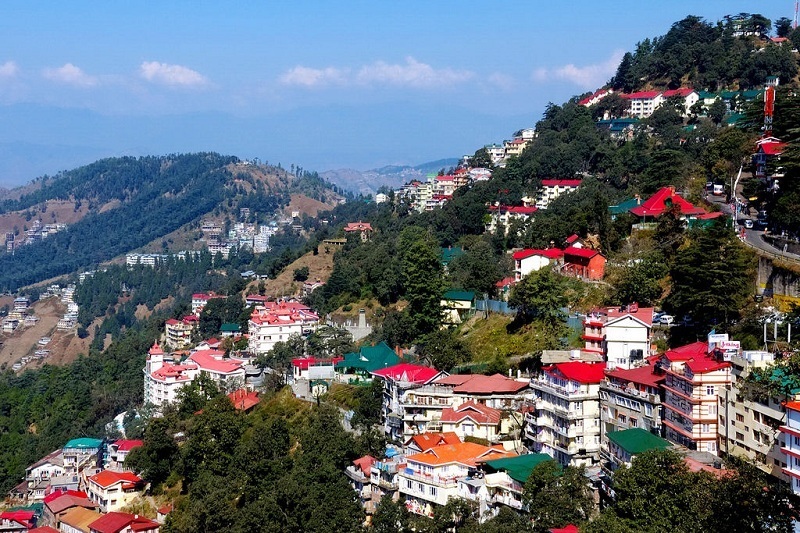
[660,341,731,454]
[529,361,606,466]
[600,364,664,443]
[84,470,145,513]
[623,90,664,118]
[485,205,537,235]
[191,292,224,315]
[164,316,198,350]
[371,363,444,442]
[503,138,528,158]
[400,374,530,441]
[582,305,654,369]
[720,350,792,481]
[143,343,246,407]
[536,179,581,210]
[779,401,800,502]
[398,441,512,517]
[247,302,319,355]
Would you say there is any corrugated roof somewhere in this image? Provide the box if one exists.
[407,442,514,467]
[371,363,441,384]
[440,400,502,425]
[607,428,671,455]
[484,453,555,484]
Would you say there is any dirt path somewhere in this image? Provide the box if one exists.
[0,297,66,371]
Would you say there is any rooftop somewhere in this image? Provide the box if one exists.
[407,441,514,467]
[405,432,462,452]
[484,453,555,484]
[546,361,607,384]
[606,364,664,389]
[371,363,441,384]
[607,428,671,456]
[440,400,502,425]
[629,186,705,218]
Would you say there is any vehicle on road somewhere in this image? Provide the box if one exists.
[744,219,753,229]
[660,314,675,325]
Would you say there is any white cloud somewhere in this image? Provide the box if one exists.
[279,66,348,87]
[533,50,624,89]
[356,57,473,87]
[487,72,516,91]
[279,57,474,88]
[139,61,207,87]
[43,63,97,87]
[0,61,18,79]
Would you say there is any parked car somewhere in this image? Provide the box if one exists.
[660,314,675,325]
[744,219,754,229]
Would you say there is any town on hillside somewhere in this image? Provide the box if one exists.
[7,10,800,533]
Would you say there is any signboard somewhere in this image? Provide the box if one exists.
[708,333,729,352]
[719,341,741,361]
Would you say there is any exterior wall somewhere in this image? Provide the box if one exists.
[86,481,141,513]
[248,320,305,355]
[720,353,788,481]
[604,318,649,370]
[398,460,465,516]
[780,406,800,496]
[582,317,604,354]
[600,380,662,442]
[165,322,194,349]
[515,255,552,281]
[529,376,601,466]
[662,366,730,454]
[439,420,499,442]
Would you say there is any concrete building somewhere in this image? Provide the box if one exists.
[529,361,606,466]
[660,342,731,454]
[720,350,792,481]
[600,363,665,443]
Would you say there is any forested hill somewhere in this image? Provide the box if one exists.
[0,153,344,290]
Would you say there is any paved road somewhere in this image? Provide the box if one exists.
[708,194,800,262]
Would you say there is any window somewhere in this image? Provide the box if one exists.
[430,486,437,496]
[701,424,710,433]
[630,418,638,428]
[644,404,653,416]
[706,385,715,396]
[708,405,717,416]
[406,479,412,489]
[735,432,744,441]
[736,413,745,423]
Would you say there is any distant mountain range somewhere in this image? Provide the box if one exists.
[321,158,461,197]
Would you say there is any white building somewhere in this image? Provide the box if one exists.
[512,248,564,282]
[398,441,512,517]
[582,305,654,370]
[485,205,537,235]
[247,301,319,355]
[623,90,664,118]
[779,401,800,508]
[143,343,246,407]
[536,179,581,210]
[528,361,605,466]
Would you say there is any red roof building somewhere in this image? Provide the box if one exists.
[404,432,462,454]
[0,510,35,530]
[629,186,706,218]
[88,512,160,533]
[371,363,442,384]
[439,401,503,441]
[227,389,260,411]
[660,342,731,453]
[85,471,146,513]
[344,221,374,241]
[601,363,665,439]
[562,246,606,280]
[532,362,606,465]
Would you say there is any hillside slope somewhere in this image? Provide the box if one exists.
[0,154,343,291]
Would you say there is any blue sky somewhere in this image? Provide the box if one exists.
[0,2,791,185]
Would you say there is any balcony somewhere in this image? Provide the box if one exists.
[344,466,369,485]
[532,380,593,400]
[399,468,459,488]
[491,493,523,509]
[601,380,660,404]
[375,477,398,491]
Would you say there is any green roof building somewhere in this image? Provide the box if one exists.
[608,197,642,219]
[63,438,103,451]
[335,341,400,382]
[484,453,556,484]
[605,428,671,469]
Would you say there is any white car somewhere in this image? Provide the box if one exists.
[744,219,754,229]
[659,314,675,325]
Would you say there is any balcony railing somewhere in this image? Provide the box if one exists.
[532,380,593,400]
[601,380,660,404]
[399,468,459,488]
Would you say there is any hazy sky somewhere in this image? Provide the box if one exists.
[0,2,791,184]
